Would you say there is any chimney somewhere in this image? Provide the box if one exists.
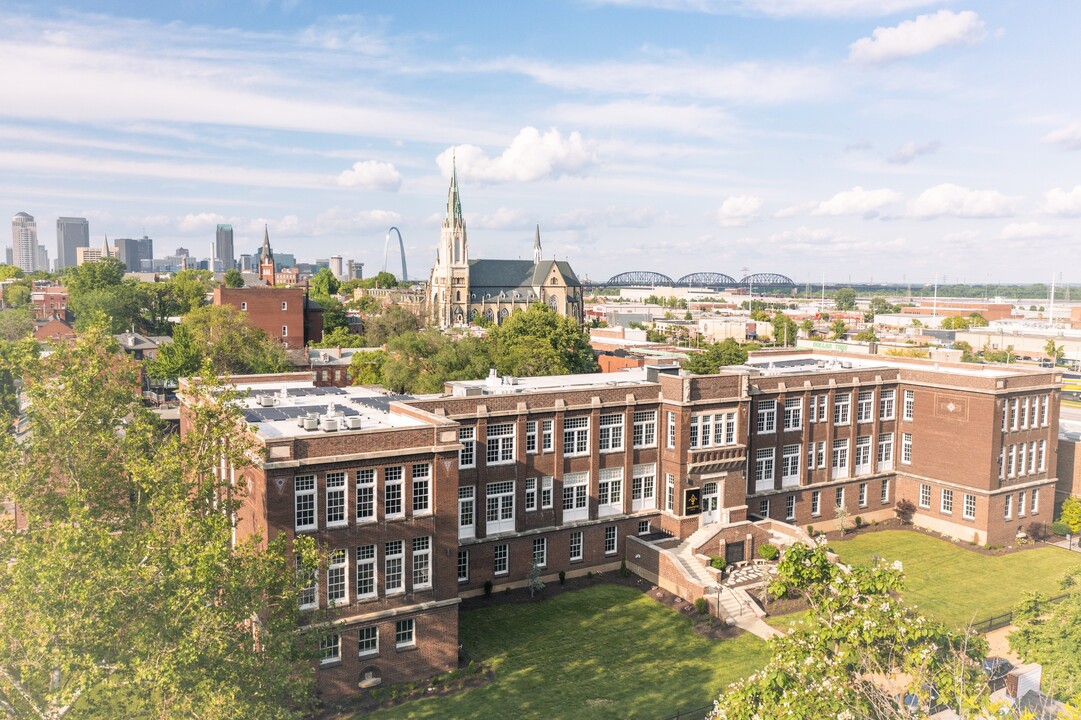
[1006,664,1042,700]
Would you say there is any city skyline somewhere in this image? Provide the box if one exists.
[0,1,1078,283]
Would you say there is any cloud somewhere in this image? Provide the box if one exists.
[887,140,940,164]
[549,100,734,138]
[1042,123,1081,151]
[313,207,403,235]
[812,186,903,217]
[849,10,988,64]
[1044,186,1081,217]
[773,202,816,219]
[768,226,906,256]
[437,127,597,184]
[908,183,1018,219]
[998,222,1070,241]
[470,207,533,230]
[716,195,763,227]
[590,0,947,18]
[178,212,227,232]
[336,160,402,191]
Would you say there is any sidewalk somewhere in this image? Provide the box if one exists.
[1041,537,1081,553]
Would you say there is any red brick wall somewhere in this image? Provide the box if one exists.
[214,286,310,349]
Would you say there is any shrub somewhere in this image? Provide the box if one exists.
[587,571,593,580]
[854,516,864,528]
[1027,522,1049,542]
[619,558,630,578]
[710,556,726,571]
[758,544,779,561]
[695,597,709,614]
[483,580,492,597]
[895,498,916,524]
[806,524,814,536]
[558,570,566,585]
[1051,521,1070,537]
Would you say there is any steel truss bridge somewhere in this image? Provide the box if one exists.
[592,270,795,290]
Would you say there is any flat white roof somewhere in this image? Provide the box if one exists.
[743,353,1022,378]
[447,367,662,395]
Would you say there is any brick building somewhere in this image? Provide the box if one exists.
[187,350,1061,701]
[213,285,323,349]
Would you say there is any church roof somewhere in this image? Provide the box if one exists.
[467,258,581,297]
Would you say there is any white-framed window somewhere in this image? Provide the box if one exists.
[807,443,815,474]
[412,536,431,589]
[326,472,347,527]
[297,556,317,610]
[1004,494,1012,520]
[717,411,737,445]
[395,618,415,649]
[877,433,894,471]
[690,413,712,448]
[880,478,890,504]
[604,525,617,555]
[598,468,624,516]
[1018,444,1027,476]
[1029,441,1038,474]
[385,540,404,594]
[940,489,953,514]
[1041,395,1049,426]
[563,417,590,456]
[281,301,288,311]
[810,394,828,423]
[903,389,915,421]
[599,413,624,452]
[999,447,1006,480]
[633,410,657,448]
[384,467,404,519]
[811,490,820,516]
[541,476,554,509]
[320,633,341,665]
[784,397,802,430]
[525,477,537,512]
[632,464,656,511]
[785,495,795,521]
[817,395,827,422]
[357,544,376,600]
[412,464,430,514]
[1020,397,1030,429]
[533,537,547,567]
[485,481,516,534]
[858,482,868,508]
[1006,444,1015,477]
[1032,489,1040,514]
[1002,401,1009,432]
[357,468,375,523]
[486,423,515,465]
[755,448,775,491]
[458,485,475,539]
[1018,491,1027,518]
[638,520,650,535]
[665,474,675,513]
[327,549,348,606]
[359,626,378,657]
[759,498,770,518]
[757,400,777,433]
[833,393,851,426]
[457,550,469,583]
[542,419,554,452]
[459,427,475,468]
[855,435,872,476]
[494,544,508,575]
[880,389,895,420]
[963,494,976,520]
[781,444,800,487]
[1010,398,1019,430]
[1039,440,1046,471]
[563,472,589,522]
[831,439,849,479]
[281,325,288,337]
[240,301,247,311]
[816,440,826,469]
[570,531,583,561]
[834,487,844,509]
[667,411,676,448]
[526,421,538,454]
[295,475,317,531]
[857,390,874,423]
[901,433,913,464]
[919,484,931,509]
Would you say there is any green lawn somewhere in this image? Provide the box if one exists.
[366,584,769,720]
[831,530,1081,628]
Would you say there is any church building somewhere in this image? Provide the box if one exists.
[426,162,583,328]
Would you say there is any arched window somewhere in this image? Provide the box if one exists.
[548,295,558,309]
[468,308,477,322]
[550,277,557,285]
[499,308,509,322]
[456,290,461,302]
[484,309,494,323]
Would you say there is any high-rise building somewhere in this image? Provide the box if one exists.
[36,245,49,273]
[56,217,90,270]
[115,236,153,272]
[239,254,253,272]
[214,225,235,272]
[11,212,37,273]
[76,234,120,266]
[175,247,190,258]
[330,255,343,280]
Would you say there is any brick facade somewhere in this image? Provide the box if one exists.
[213,285,322,349]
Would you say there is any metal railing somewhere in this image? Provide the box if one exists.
[661,704,713,720]
[969,593,1068,634]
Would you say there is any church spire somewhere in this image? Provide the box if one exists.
[260,224,274,263]
[446,152,464,225]
[533,224,542,264]
[102,233,110,254]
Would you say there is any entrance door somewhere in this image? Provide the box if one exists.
[701,482,720,525]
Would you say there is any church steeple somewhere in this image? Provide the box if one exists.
[102,233,110,255]
[440,153,467,267]
[260,224,274,264]
[446,153,464,227]
[533,224,542,264]
[259,225,276,286]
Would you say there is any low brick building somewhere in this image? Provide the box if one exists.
[213,285,323,349]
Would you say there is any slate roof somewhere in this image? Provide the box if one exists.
[467,259,581,297]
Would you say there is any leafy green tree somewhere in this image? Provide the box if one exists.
[3,283,30,308]
[64,257,126,296]
[1046,339,1065,364]
[0,337,35,426]
[487,305,597,377]
[682,338,748,375]
[309,268,339,298]
[319,297,348,333]
[854,328,878,342]
[165,269,214,315]
[968,313,988,328]
[69,282,143,333]
[364,305,420,346]
[952,340,978,363]
[834,287,856,311]
[311,325,367,349]
[1009,569,1081,706]
[349,349,386,385]
[1059,496,1081,534]
[0,265,23,281]
[982,344,1016,364]
[799,318,815,337]
[829,319,848,339]
[771,312,797,346]
[0,309,34,341]
[381,330,491,393]
[224,268,244,288]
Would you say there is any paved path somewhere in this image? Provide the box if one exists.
[734,615,784,640]
[725,563,777,586]
[1040,537,1081,553]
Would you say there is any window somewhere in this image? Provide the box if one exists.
[563,472,589,522]
[831,439,849,479]
[604,526,617,555]
[755,448,775,491]
[1006,445,1016,477]
[785,495,795,521]
[1009,399,1018,430]
[598,468,623,516]
[834,487,844,509]
[718,411,737,445]
[485,481,516,534]
[357,469,375,523]
[357,545,376,599]
[570,531,583,561]
[901,433,913,464]
[384,467,404,519]
[667,412,676,448]
[857,390,874,423]
[632,464,656,511]
[411,464,430,514]
[1018,444,1027,476]
[1002,402,1009,432]
[486,423,515,465]
[633,410,657,448]
[533,537,547,567]
[385,540,404,594]
[807,444,815,473]
[1018,491,1027,517]
[525,477,537,512]
[541,419,554,451]
[459,427,475,468]
[526,421,538,454]
[359,626,378,657]
[295,476,317,531]
[999,447,1006,480]
[757,400,776,433]
[833,393,851,426]
[541,476,554,509]
[940,489,953,514]
[326,549,348,606]
[919,484,931,509]
[1032,489,1039,514]
[458,486,475,539]
[690,414,714,448]
[395,619,415,649]
[1030,441,1038,474]
[494,544,508,575]
[1042,395,1049,426]
[599,414,624,452]
[665,474,675,513]
[240,301,247,311]
[858,482,868,508]
[881,478,890,504]
[784,397,802,430]
[854,436,872,475]
[810,394,828,423]
[638,520,650,535]
[903,390,915,420]
[877,433,894,471]
[1039,440,1046,471]
[281,325,288,337]
[320,633,341,665]
[759,498,770,517]
[781,444,800,486]
[962,494,976,520]
[816,441,826,469]
[811,490,821,517]
[412,537,431,589]
[1020,397,1030,429]
[563,417,590,456]
[281,301,288,311]
[297,556,317,610]
[1004,494,1012,520]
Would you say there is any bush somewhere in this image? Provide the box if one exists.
[1027,522,1049,542]
[1051,521,1070,537]
[694,597,709,615]
[758,544,779,561]
[483,580,492,597]
[587,571,593,580]
[854,516,864,528]
[806,525,814,536]
[710,556,726,571]
[558,570,566,585]
[895,498,916,524]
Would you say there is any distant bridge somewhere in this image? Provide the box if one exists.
[592,270,796,290]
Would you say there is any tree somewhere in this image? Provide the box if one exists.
[318,298,348,334]
[895,498,916,524]
[1059,496,1081,534]
[381,330,491,393]
[1045,339,1065,365]
[0,265,23,281]
[682,338,748,375]
[854,328,878,343]
[0,309,34,341]
[308,268,339,298]
[363,305,420,346]
[224,268,244,288]
[3,283,30,309]
[527,561,546,598]
[829,319,848,340]
[64,257,126,296]
[487,305,597,377]
[69,282,143,333]
[771,312,797,346]
[0,337,35,426]
[1009,570,1081,706]
[952,340,978,363]
[349,349,386,386]
[834,287,856,311]
[799,318,815,337]
[165,269,214,315]
[311,326,367,349]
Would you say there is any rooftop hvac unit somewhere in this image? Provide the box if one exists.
[257,395,276,407]
[345,416,363,430]
[302,416,319,431]
[320,417,339,432]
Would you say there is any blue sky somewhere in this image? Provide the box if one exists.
[1,0,1078,284]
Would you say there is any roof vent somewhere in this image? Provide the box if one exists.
[320,417,339,432]
[345,416,362,430]
[257,394,277,407]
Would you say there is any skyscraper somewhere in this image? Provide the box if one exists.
[56,217,90,271]
[37,245,49,273]
[115,236,153,272]
[214,224,234,272]
[11,212,37,273]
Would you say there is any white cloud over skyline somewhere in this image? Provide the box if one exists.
[849,10,988,64]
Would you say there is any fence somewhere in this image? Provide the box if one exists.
[969,593,1068,634]
[661,705,712,720]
